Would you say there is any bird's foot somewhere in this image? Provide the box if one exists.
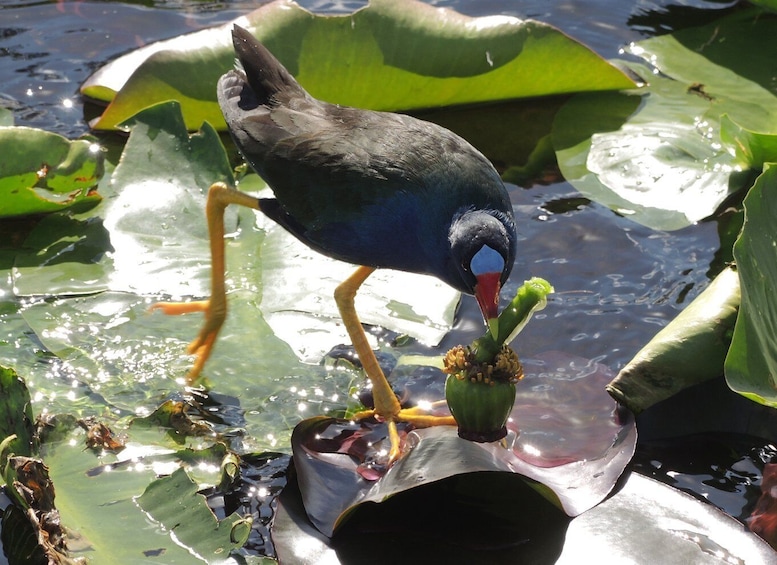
[149,299,225,382]
[352,407,456,465]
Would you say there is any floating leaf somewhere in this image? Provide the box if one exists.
[554,8,777,231]
[136,467,250,560]
[0,127,103,218]
[81,0,635,131]
[274,470,570,563]
[274,467,774,563]
[292,351,636,537]
[557,473,775,563]
[44,433,225,563]
[725,165,777,407]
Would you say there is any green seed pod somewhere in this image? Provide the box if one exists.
[443,346,523,442]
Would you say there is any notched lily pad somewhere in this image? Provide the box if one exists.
[291,351,636,537]
[135,467,251,561]
[0,127,103,218]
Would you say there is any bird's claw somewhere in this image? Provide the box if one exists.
[149,299,225,383]
[352,408,456,467]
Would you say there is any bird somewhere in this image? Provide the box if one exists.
[152,25,517,463]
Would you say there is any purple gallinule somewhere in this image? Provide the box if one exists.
[154,25,517,462]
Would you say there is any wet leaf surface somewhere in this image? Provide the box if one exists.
[274,469,775,565]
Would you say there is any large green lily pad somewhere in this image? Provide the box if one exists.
[554,8,777,231]
[80,0,635,131]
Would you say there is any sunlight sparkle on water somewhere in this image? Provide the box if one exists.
[197,461,219,474]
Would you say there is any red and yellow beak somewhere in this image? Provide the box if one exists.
[475,271,501,339]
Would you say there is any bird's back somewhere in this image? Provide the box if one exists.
[218,27,514,287]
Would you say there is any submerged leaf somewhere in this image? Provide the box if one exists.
[292,351,636,537]
[725,165,777,407]
[81,0,634,131]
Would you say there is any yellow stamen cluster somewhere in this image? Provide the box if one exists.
[443,344,523,386]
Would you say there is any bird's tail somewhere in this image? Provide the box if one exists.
[230,25,308,104]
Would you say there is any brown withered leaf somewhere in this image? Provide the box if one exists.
[79,420,126,453]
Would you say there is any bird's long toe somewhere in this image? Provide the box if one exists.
[149,300,210,316]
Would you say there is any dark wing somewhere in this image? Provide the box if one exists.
[218,28,510,274]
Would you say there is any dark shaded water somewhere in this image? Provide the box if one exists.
[1,0,772,555]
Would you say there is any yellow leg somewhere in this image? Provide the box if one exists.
[150,182,260,382]
[335,267,456,462]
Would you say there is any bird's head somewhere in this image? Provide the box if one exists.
[449,209,516,338]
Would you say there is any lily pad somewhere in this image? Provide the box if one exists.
[81,0,635,131]
[0,127,103,218]
[556,473,775,564]
[42,427,241,563]
[725,165,777,408]
[274,465,773,564]
[136,467,251,560]
[554,8,777,231]
[291,351,636,537]
[720,114,777,169]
